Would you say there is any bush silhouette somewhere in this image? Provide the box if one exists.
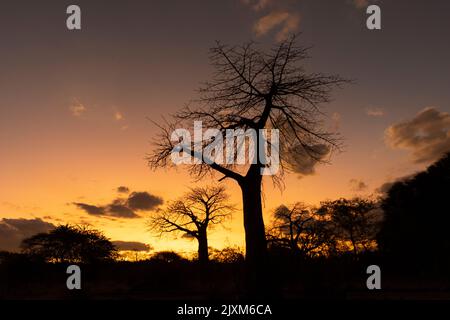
[209,247,245,263]
[149,251,185,263]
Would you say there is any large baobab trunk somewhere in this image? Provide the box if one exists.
[197,229,209,264]
[239,166,267,266]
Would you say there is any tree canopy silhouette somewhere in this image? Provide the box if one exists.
[21,225,118,263]
[377,152,450,268]
[318,198,379,255]
[266,203,332,257]
[149,185,234,263]
[148,35,347,268]
[150,251,185,263]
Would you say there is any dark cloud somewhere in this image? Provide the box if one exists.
[117,186,130,194]
[385,107,450,164]
[287,144,331,176]
[349,179,368,192]
[112,241,152,252]
[127,192,163,211]
[0,218,55,252]
[74,201,137,219]
[73,203,105,215]
[181,233,196,240]
[73,191,163,219]
[107,204,139,218]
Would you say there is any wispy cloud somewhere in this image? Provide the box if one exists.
[254,11,300,42]
[366,108,385,117]
[352,0,369,9]
[114,111,124,121]
[242,0,300,42]
[242,0,273,11]
[349,178,368,192]
[351,0,381,10]
[69,99,86,117]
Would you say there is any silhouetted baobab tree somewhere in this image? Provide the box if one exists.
[148,186,234,264]
[148,35,347,267]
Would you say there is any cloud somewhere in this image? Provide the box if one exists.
[242,0,300,42]
[0,218,55,252]
[112,241,152,252]
[349,179,368,192]
[181,233,197,239]
[352,0,369,9]
[73,191,163,219]
[69,99,86,117]
[74,201,138,219]
[242,0,273,11]
[385,107,450,163]
[73,203,105,216]
[114,111,123,121]
[107,203,139,218]
[366,108,385,117]
[351,1,382,10]
[254,11,300,42]
[127,192,164,211]
[117,186,130,194]
[287,143,331,176]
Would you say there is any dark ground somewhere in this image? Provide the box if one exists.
[1,252,450,300]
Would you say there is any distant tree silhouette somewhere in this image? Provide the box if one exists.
[21,225,117,263]
[148,35,347,269]
[210,246,245,263]
[266,203,332,257]
[149,186,234,264]
[150,251,185,263]
[378,152,450,267]
[318,198,379,255]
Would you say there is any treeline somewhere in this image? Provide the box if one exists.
[0,225,245,265]
[2,151,450,272]
[266,198,381,258]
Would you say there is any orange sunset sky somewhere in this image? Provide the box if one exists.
[1,0,450,254]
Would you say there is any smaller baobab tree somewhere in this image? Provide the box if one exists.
[148,185,234,263]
